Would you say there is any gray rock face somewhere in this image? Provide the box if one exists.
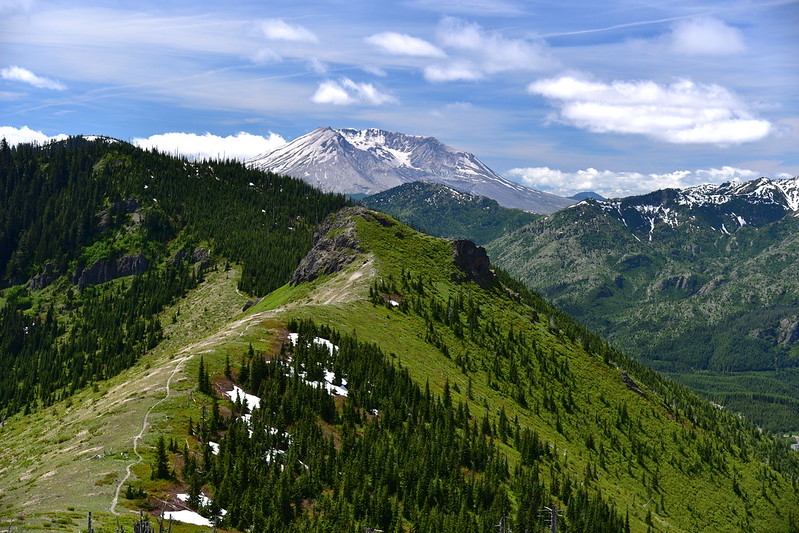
[27,261,60,291]
[452,240,496,289]
[98,198,140,231]
[290,207,371,284]
[73,252,149,287]
[248,127,574,214]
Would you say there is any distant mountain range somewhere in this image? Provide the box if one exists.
[591,177,799,240]
[247,127,574,214]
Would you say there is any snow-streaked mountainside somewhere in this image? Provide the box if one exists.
[247,127,574,214]
[579,175,799,240]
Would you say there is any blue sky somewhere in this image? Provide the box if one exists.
[1,0,797,198]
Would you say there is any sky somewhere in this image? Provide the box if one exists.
[1,0,797,198]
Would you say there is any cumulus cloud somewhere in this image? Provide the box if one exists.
[1,65,66,90]
[132,131,286,161]
[423,17,556,82]
[507,165,764,198]
[0,125,68,146]
[528,76,771,144]
[312,78,397,106]
[259,19,317,43]
[366,32,445,58]
[668,17,746,56]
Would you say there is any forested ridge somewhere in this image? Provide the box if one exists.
[1,140,799,532]
[0,137,348,420]
[137,209,799,532]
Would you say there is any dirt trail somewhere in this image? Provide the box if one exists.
[110,353,190,515]
[108,256,375,515]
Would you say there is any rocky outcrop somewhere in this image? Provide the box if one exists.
[97,198,140,231]
[27,262,60,291]
[192,247,213,270]
[778,318,799,345]
[698,277,726,295]
[73,252,149,287]
[452,240,496,289]
[290,208,369,284]
[655,275,697,294]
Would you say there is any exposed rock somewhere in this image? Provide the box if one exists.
[73,259,113,287]
[73,252,149,287]
[290,207,367,284]
[97,198,140,231]
[117,252,148,277]
[192,247,213,270]
[452,240,496,289]
[778,318,799,345]
[27,262,60,291]
[170,246,189,263]
[242,298,262,312]
[620,372,644,397]
[655,275,697,294]
[698,277,726,295]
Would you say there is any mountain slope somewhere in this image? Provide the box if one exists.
[486,176,799,432]
[2,190,798,532]
[361,181,540,244]
[247,127,574,214]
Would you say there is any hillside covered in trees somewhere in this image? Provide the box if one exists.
[0,140,798,532]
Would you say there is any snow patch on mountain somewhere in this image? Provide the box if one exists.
[595,175,799,237]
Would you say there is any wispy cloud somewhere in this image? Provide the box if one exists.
[405,0,523,16]
[507,165,765,198]
[528,76,771,144]
[366,32,445,58]
[132,131,286,161]
[423,17,556,82]
[0,125,68,145]
[1,66,66,90]
[0,0,33,15]
[312,78,397,106]
[259,18,318,43]
[668,17,746,56]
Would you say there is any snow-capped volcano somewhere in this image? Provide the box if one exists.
[247,127,574,214]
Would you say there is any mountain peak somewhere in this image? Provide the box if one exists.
[590,175,799,240]
[247,127,574,214]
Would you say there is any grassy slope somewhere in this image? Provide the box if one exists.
[1,211,798,532]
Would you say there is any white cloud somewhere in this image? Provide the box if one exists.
[668,17,746,56]
[1,65,66,90]
[507,165,765,198]
[528,76,771,144]
[424,63,484,82]
[0,125,68,145]
[132,131,286,161]
[423,17,556,83]
[259,19,317,43]
[366,32,445,58]
[312,78,396,106]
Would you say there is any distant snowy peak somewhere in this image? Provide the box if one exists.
[591,175,799,239]
[247,127,573,214]
[677,176,799,211]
